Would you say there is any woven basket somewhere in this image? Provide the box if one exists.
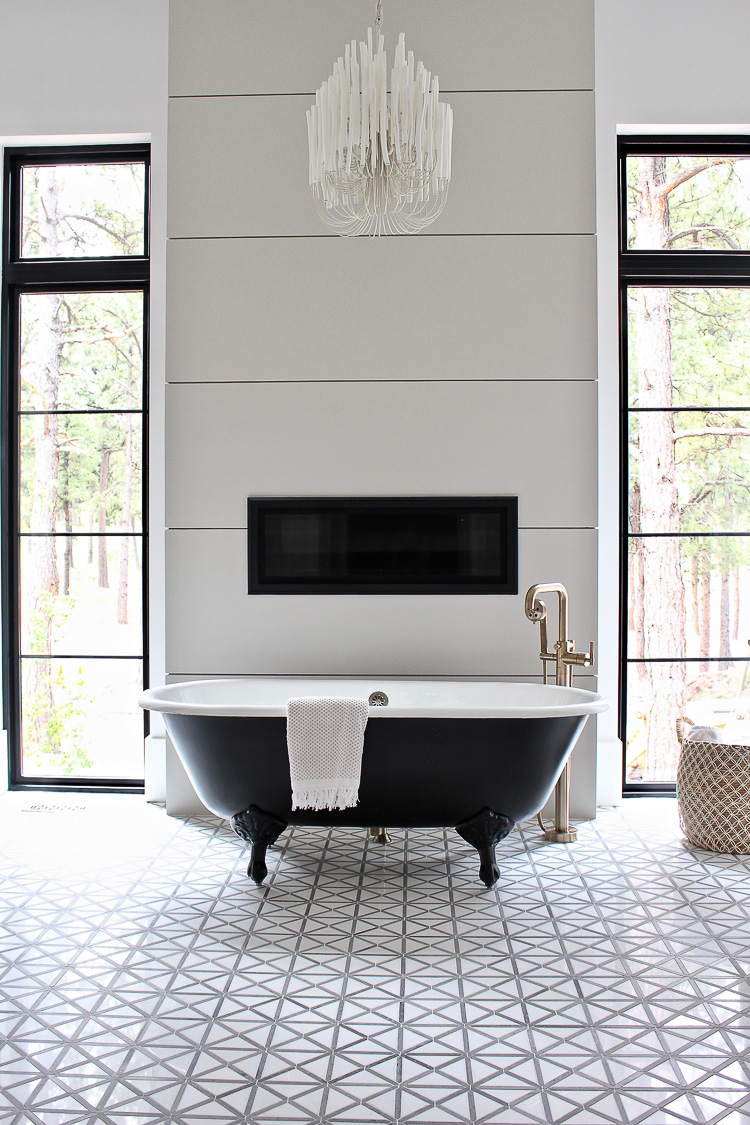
[676,732,750,853]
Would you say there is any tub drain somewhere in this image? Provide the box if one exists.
[368,691,389,707]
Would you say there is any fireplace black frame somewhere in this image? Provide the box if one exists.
[248,497,518,595]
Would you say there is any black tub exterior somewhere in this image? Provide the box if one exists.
[164,711,588,886]
[164,712,585,828]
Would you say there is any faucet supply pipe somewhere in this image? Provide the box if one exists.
[524,582,595,843]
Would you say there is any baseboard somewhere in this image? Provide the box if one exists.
[597,737,624,807]
[144,734,167,804]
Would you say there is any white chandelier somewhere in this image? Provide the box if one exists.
[306,2,453,236]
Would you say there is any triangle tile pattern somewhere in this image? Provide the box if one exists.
[1,794,750,1123]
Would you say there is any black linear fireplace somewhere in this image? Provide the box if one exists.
[248,497,518,594]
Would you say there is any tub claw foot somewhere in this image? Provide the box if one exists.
[230,804,287,885]
[456,808,514,888]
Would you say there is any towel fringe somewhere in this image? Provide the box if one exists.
[292,785,360,811]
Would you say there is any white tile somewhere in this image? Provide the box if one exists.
[166,235,596,386]
[169,0,594,96]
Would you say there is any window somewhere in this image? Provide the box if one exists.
[619,136,750,790]
[2,145,149,788]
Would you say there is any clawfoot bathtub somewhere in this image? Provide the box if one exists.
[140,677,607,887]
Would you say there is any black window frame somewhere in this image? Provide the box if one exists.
[1,143,150,792]
[618,133,750,794]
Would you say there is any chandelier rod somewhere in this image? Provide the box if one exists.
[375,0,382,37]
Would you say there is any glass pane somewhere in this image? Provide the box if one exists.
[628,536,750,658]
[20,658,144,780]
[254,501,512,590]
[20,291,143,411]
[626,661,750,784]
[20,537,143,657]
[629,411,750,533]
[20,413,142,536]
[627,287,750,408]
[626,155,750,251]
[21,163,145,258]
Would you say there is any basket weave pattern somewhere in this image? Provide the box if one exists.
[676,740,750,853]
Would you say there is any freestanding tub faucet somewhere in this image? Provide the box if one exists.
[525,582,595,843]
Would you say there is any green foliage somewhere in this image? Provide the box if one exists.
[18,164,145,777]
[626,165,750,570]
[20,290,144,536]
[627,156,750,251]
[628,279,750,576]
[625,156,750,778]
[26,590,74,654]
[23,664,93,776]
[21,163,145,258]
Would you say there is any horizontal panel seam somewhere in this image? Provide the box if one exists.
[165,526,597,532]
[164,378,596,385]
[168,89,594,99]
[165,232,597,241]
[164,666,598,675]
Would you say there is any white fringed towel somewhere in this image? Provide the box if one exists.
[286,696,369,811]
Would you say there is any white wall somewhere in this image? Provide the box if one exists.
[0,0,169,788]
[166,0,599,816]
[595,0,750,798]
[0,1,167,139]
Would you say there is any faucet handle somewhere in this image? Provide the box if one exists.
[565,641,595,668]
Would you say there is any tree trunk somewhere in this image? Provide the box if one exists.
[132,518,141,570]
[117,408,134,625]
[23,167,62,753]
[632,157,686,780]
[691,555,700,635]
[731,566,740,642]
[97,448,110,588]
[61,451,73,597]
[699,563,711,674]
[630,544,648,683]
[628,483,644,657]
[631,546,645,661]
[719,570,731,671]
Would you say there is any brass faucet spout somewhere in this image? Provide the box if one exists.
[525,582,569,652]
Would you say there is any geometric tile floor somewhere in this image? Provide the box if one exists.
[1,793,749,1125]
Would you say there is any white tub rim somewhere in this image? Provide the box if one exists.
[139,676,608,720]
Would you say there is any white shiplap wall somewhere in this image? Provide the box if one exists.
[165,0,598,814]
